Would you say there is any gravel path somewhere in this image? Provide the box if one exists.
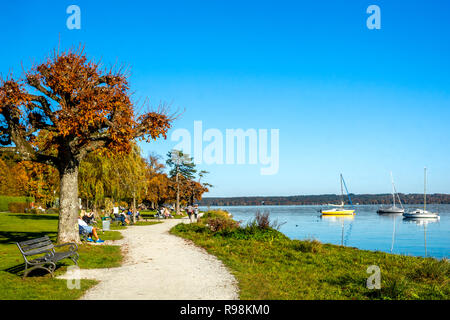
[58,218,239,300]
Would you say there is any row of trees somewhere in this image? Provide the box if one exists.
[78,147,210,213]
[199,193,450,206]
[0,146,210,214]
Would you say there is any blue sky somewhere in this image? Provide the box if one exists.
[1,0,450,196]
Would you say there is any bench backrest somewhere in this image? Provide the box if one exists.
[17,236,54,256]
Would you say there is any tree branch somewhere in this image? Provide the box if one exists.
[27,76,61,104]
[28,94,57,124]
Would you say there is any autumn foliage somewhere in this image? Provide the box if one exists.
[0,47,174,242]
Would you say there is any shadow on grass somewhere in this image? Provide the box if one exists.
[0,231,57,244]
[11,214,59,221]
[3,263,25,275]
[3,262,68,278]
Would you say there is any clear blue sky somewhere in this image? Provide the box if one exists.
[1,0,450,197]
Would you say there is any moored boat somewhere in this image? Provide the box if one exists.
[377,172,405,214]
[320,174,355,216]
[321,208,355,215]
[377,206,404,214]
[403,168,439,219]
[403,209,439,219]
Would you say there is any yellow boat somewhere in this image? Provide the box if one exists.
[321,208,355,215]
[320,174,356,216]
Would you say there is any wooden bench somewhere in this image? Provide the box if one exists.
[16,236,79,278]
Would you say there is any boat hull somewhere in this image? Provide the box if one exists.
[403,213,439,219]
[321,209,355,215]
[377,207,404,214]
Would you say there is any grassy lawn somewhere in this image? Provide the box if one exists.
[0,212,124,300]
[171,210,450,300]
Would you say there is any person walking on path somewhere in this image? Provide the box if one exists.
[186,204,194,222]
[194,204,199,221]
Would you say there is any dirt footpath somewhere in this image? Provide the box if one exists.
[58,218,239,300]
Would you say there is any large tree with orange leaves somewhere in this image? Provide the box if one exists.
[0,48,172,243]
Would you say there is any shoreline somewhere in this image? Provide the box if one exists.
[200,205,448,260]
[171,210,449,299]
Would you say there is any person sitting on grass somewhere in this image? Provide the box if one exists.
[157,207,164,218]
[78,213,104,243]
[163,207,173,219]
[119,209,130,225]
[82,210,96,225]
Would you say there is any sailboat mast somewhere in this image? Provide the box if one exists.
[340,174,344,205]
[391,173,404,209]
[424,167,427,211]
[390,172,395,207]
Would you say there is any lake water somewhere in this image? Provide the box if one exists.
[200,204,450,259]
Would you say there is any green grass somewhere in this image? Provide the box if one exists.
[0,212,123,300]
[0,196,34,212]
[171,210,450,300]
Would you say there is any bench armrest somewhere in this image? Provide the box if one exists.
[54,242,78,252]
[24,250,55,264]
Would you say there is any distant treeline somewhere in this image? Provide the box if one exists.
[199,194,450,206]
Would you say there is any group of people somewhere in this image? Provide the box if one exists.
[156,206,174,219]
[186,204,199,222]
[77,204,200,243]
[78,211,104,243]
[113,208,141,226]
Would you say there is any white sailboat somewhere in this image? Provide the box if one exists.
[377,172,404,214]
[403,168,439,219]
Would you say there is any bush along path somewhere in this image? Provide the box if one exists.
[58,216,239,300]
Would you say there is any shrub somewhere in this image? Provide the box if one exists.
[205,216,239,233]
[46,208,59,214]
[291,239,323,253]
[200,209,231,221]
[227,225,288,241]
[0,196,34,212]
[247,211,286,231]
[8,202,32,213]
[173,222,209,234]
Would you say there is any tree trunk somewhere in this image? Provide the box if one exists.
[176,172,180,215]
[57,165,80,244]
[132,191,136,223]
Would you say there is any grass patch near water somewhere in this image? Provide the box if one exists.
[171,210,449,300]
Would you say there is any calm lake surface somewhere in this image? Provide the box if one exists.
[200,204,450,259]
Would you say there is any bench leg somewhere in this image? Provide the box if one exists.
[70,252,79,266]
[23,262,56,279]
